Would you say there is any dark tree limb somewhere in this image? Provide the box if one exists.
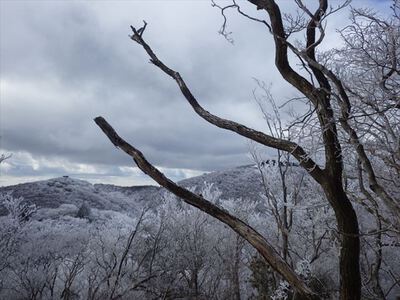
[128,23,325,184]
[247,0,345,180]
[248,0,318,104]
[0,153,11,164]
[302,0,331,91]
[94,116,319,300]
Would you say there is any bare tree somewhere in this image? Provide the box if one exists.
[95,1,399,299]
[86,209,157,300]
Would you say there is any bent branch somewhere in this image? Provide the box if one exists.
[94,116,319,300]
[129,24,325,184]
[247,0,344,178]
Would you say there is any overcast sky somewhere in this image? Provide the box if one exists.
[0,0,390,186]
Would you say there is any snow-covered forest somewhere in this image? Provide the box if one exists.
[0,161,399,299]
[1,0,400,299]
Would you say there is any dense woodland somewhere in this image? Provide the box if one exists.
[1,0,400,299]
[0,162,399,299]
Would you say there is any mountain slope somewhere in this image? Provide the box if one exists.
[0,164,266,215]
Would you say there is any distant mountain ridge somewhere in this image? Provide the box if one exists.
[0,164,269,216]
[0,176,160,215]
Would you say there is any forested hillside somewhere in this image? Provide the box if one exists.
[1,163,399,299]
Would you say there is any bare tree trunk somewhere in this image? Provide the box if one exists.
[323,181,360,300]
[371,216,385,300]
[232,235,242,300]
[357,160,386,299]
[278,153,290,262]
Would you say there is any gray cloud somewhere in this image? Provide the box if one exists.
[0,0,388,186]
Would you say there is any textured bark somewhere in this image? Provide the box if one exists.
[232,236,242,300]
[322,180,361,300]
[94,116,319,300]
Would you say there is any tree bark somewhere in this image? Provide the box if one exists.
[322,179,360,300]
[232,235,242,300]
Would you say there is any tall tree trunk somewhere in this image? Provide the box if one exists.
[232,235,242,300]
[323,181,361,300]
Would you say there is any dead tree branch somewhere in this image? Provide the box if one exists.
[94,116,319,300]
[128,22,325,184]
